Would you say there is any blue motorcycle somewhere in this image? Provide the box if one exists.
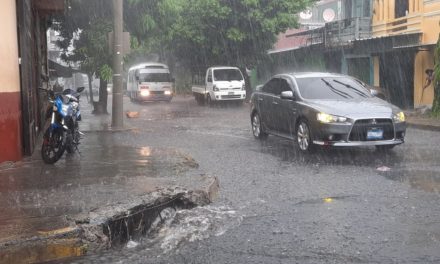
[41,87,85,164]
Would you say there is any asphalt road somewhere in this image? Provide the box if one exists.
[70,96,440,264]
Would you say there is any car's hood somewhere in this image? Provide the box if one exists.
[304,98,401,119]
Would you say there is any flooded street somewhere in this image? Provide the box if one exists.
[61,96,440,263]
[2,0,440,263]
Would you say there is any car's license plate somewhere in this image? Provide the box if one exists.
[367,128,383,140]
[228,92,234,95]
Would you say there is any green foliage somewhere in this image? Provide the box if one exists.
[122,0,315,74]
[99,64,113,82]
[55,0,315,81]
[54,0,112,79]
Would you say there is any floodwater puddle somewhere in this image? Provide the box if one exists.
[51,205,242,263]
[0,239,85,264]
[379,168,440,193]
[142,205,242,254]
[294,195,357,206]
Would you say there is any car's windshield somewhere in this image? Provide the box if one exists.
[213,69,243,81]
[138,73,172,83]
[296,77,372,100]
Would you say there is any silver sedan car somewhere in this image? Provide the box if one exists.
[250,72,406,152]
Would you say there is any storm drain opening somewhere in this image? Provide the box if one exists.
[101,193,197,248]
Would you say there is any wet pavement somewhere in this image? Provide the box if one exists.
[2,95,440,263]
[0,96,216,263]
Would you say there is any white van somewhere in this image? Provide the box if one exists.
[127,63,174,102]
[192,66,246,105]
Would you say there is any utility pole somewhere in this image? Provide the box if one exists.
[111,0,124,128]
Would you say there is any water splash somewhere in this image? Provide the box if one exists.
[144,205,242,253]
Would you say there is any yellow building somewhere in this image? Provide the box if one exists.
[371,0,440,108]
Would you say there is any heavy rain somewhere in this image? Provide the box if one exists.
[1,0,440,263]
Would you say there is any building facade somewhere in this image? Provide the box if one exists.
[0,0,64,163]
[265,0,374,86]
[0,0,22,162]
[265,0,440,109]
[370,0,440,108]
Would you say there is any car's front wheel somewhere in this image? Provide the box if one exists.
[252,112,268,140]
[296,120,314,152]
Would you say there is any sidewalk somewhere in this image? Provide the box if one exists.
[405,111,440,131]
[0,97,218,263]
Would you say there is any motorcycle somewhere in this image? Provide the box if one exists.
[41,87,85,164]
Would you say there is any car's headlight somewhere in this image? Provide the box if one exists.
[393,111,405,123]
[164,90,172,95]
[317,112,347,123]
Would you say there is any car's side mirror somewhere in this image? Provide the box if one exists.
[77,87,85,93]
[280,91,295,100]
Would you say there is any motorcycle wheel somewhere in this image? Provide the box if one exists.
[65,145,74,154]
[41,127,65,164]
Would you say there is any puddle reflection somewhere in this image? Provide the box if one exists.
[381,169,440,193]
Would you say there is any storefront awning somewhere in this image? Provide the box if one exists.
[350,32,423,54]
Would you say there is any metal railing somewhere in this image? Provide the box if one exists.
[303,17,372,47]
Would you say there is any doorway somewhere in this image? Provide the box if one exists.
[379,50,415,109]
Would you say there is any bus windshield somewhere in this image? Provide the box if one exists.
[138,72,172,83]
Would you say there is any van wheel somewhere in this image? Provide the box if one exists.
[206,94,213,107]
[196,94,205,105]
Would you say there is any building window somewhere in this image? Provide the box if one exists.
[395,0,409,18]
[353,0,370,17]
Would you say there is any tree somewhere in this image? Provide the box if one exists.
[124,0,184,66]
[54,0,315,105]
[54,0,113,114]
[433,32,440,116]
[168,0,315,73]
[123,0,315,78]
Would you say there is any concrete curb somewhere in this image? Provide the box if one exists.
[81,126,138,133]
[205,176,220,202]
[407,122,440,132]
[0,178,220,264]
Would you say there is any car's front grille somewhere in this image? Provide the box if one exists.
[150,91,164,95]
[349,119,394,141]
[221,95,241,99]
[220,87,241,90]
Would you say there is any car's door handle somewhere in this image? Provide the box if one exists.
[272,101,279,105]
[258,98,264,101]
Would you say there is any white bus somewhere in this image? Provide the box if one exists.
[127,63,174,102]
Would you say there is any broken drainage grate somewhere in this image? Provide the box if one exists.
[102,193,197,247]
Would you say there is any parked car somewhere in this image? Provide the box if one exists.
[250,72,406,152]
